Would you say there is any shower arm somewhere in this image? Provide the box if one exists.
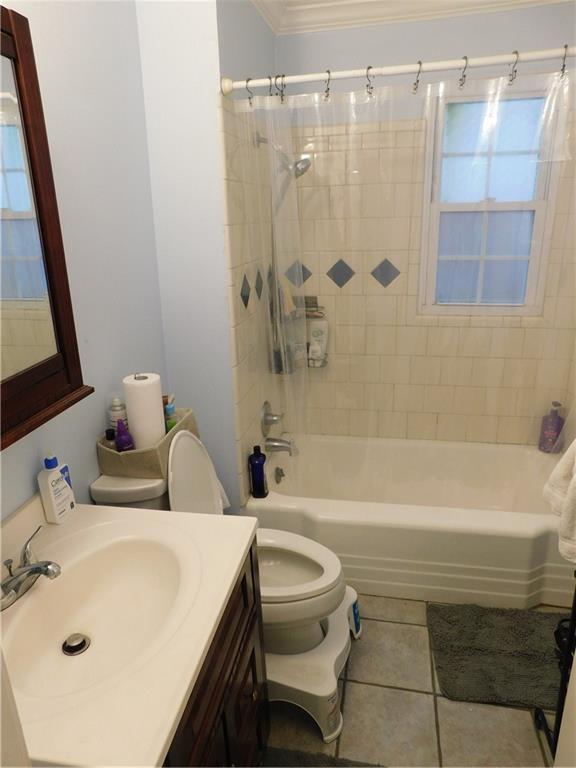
[221,46,575,94]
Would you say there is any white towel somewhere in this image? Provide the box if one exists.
[543,439,576,564]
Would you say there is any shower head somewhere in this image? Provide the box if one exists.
[293,157,311,178]
[254,131,312,178]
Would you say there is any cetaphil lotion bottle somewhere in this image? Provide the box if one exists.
[37,456,75,524]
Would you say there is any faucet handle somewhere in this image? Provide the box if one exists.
[19,525,43,567]
[3,559,13,577]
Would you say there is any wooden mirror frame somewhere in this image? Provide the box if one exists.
[1,7,93,449]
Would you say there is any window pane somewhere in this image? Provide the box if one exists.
[444,102,490,153]
[1,125,25,169]
[493,98,545,152]
[439,212,483,256]
[489,154,538,201]
[487,211,534,256]
[441,156,488,202]
[5,170,31,211]
[482,260,529,304]
[436,260,479,303]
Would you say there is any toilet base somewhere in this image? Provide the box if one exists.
[265,585,360,743]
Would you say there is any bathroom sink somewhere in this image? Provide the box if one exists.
[2,518,201,702]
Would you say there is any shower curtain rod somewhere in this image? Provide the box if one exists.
[220,46,575,95]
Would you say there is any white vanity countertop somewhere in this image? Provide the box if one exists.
[2,503,258,767]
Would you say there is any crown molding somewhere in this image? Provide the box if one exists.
[251,0,572,35]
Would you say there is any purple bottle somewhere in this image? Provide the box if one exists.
[115,419,135,452]
[538,401,565,453]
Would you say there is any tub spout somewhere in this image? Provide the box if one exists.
[265,437,294,456]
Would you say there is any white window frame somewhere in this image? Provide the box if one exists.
[419,87,561,317]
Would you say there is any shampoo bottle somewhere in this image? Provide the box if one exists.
[37,456,75,524]
[248,446,268,498]
[538,401,565,453]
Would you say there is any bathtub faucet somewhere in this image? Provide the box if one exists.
[265,437,294,456]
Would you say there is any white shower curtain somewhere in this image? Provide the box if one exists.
[233,68,572,446]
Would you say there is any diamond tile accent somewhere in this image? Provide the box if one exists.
[285,260,312,288]
[255,270,263,299]
[240,274,250,308]
[327,258,355,288]
[371,258,400,288]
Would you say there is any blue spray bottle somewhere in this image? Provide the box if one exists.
[248,445,268,498]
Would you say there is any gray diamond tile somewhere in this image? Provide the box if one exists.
[372,258,400,287]
[240,274,250,308]
[255,270,263,299]
[327,259,355,288]
[285,260,312,287]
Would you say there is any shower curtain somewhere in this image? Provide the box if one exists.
[233,68,573,449]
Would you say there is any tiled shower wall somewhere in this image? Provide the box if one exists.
[220,97,284,503]
[1,298,56,379]
[293,115,576,444]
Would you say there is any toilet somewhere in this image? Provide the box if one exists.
[90,430,361,742]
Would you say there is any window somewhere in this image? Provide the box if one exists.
[421,93,558,315]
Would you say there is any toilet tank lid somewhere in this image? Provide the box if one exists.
[90,474,167,504]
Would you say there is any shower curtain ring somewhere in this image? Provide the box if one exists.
[246,78,253,106]
[412,60,422,93]
[560,44,568,78]
[268,75,273,97]
[458,55,468,89]
[508,51,519,85]
[366,66,374,96]
[324,70,331,100]
[274,74,286,102]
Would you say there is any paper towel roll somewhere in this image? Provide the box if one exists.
[123,373,165,449]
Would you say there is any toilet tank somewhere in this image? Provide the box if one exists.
[90,475,169,510]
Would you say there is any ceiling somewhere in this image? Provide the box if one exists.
[251,0,571,34]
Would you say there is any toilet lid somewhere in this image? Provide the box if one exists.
[168,431,223,515]
[256,528,343,603]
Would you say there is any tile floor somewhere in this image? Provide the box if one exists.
[268,595,556,767]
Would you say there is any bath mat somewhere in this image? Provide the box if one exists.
[263,747,381,767]
[427,603,569,709]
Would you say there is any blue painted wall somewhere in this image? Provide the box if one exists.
[1,1,166,518]
[274,3,575,91]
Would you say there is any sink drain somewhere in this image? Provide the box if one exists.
[62,633,91,656]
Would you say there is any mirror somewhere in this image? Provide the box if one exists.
[1,56,57,379]
[1,7,93,449]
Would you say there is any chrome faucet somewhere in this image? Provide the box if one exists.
[1,526,61,611]
[265,437,294,456]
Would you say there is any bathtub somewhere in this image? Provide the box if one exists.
[247,436,573,608]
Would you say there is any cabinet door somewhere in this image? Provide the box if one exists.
[226,616,269,767]
[200,712,230,767]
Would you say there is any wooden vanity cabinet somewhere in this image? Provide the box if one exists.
[164,540,269,767]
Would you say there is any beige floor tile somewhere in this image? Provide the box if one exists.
[359,594,427,624]
[339,682,439,766]
[268,700,336,756]
[437,698,544,767]
[347,619,433,691]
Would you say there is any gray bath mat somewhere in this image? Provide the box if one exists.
[263,747,381,767]
[427,603,569,709]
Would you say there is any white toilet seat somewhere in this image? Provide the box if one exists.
[256,528,343,603]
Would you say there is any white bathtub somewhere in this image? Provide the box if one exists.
[247,436,573,608]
